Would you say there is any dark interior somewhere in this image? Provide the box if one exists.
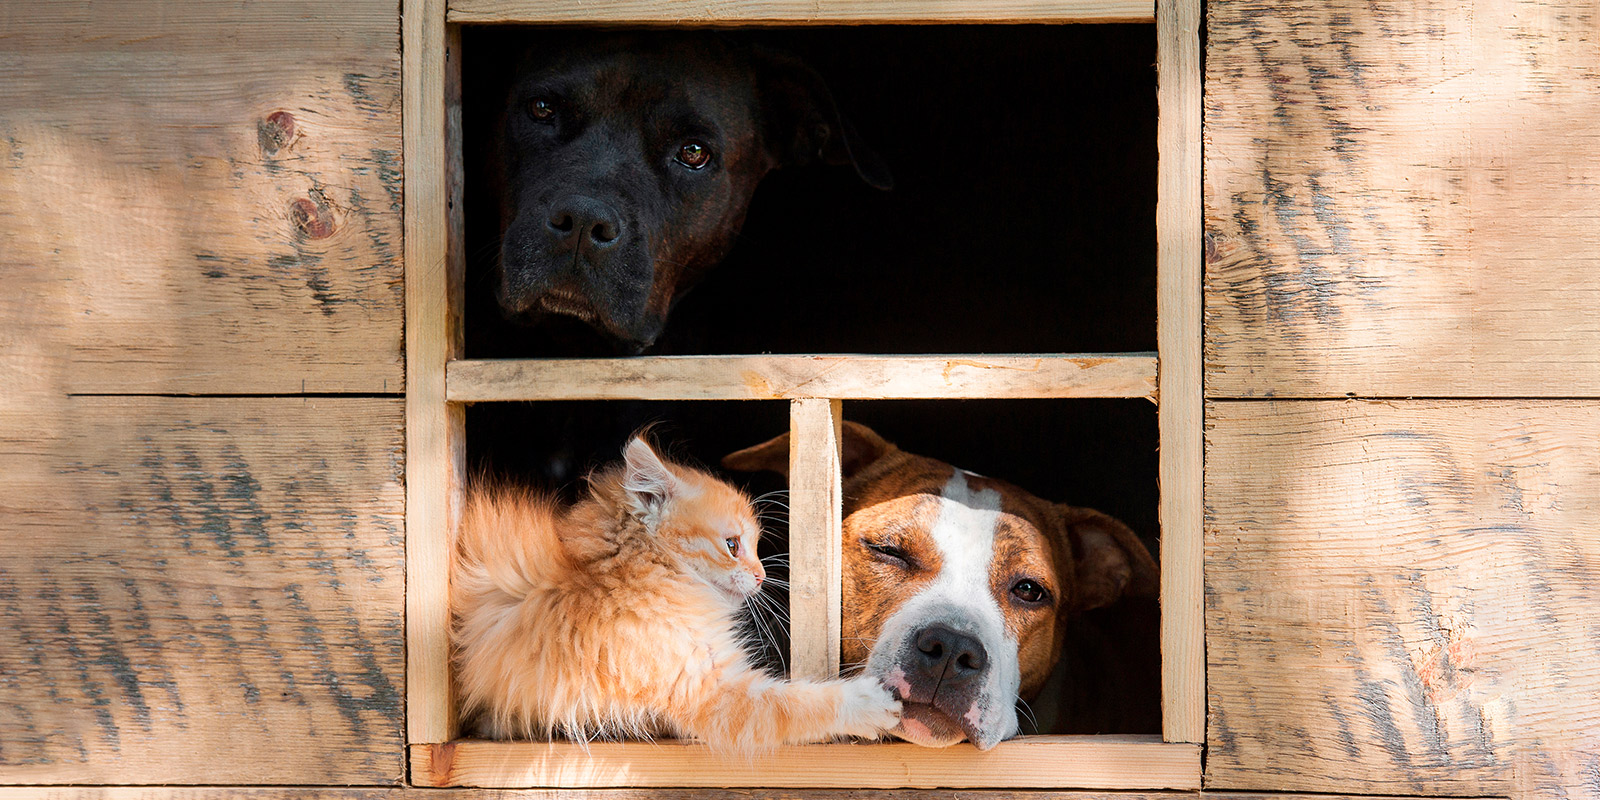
[459,24,1160,735]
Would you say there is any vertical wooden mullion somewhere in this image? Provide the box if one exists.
[1156,0,1205,744]
[787,398,844,681]
[405,0,465,744]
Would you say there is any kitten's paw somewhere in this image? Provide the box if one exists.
[834,675,903,739]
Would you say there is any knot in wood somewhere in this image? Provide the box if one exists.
[290,198,335,239]
[258,110,297,155]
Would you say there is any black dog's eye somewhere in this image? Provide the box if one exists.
[527,97,557,123]
[675,141,712,169]
[1011,579,1049,605]
[867,542,912,568]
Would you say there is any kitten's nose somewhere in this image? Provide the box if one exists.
[754,575,764,585]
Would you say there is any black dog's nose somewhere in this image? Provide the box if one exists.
[547,195,621,249]
[914,624,988,680]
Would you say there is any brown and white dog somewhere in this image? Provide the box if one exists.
[724,422,1157,750]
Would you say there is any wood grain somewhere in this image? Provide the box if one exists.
[1206,400,1600,796]
[0,790,1515,800]
[0,397,405,784]
[0,0,404,395]
[411,736,1201,789]
[1155,0,1203,745]
[787,399,843,681]
[447,0,1154,24]
[1205,0,1600,398]
[447,354,1158,402]
[0,789,1238,800]
[404,0,465,745]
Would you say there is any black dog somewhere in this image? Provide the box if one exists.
[489,33,891,351]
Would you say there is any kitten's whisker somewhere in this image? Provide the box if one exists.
[743,598,779,653]
[743,596,788,673]
[749,593,792,640]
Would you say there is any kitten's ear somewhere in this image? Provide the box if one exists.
[622,436,681,513]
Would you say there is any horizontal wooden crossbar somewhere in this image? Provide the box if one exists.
[447,0,1154,25]
[411,736,1201,789]
[447,354,1157,402]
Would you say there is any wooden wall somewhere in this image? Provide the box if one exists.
[1205,2,1600,799]
[0,0,406,785]
[5,0,1600,797]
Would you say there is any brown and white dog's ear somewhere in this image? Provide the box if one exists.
[721,430,792,476]
[722,421,896,480]
[1055,505,1159,611]
[750,47,894,191]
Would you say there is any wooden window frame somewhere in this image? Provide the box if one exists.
[403,0,1201,789]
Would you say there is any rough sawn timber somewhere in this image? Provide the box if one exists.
[0,0,404,395]
[1205,399,1600,797]
[786,398,843,680]
[411,736,1201,789]
[447,0,1154,24]
[1204,0,1600,398]
[0,397,405,784]
[447,354,1158,402]
[1155,0,1204,745]
[0,789,1279,800]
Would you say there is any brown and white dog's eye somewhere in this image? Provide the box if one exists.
[866,541,913,569]
[725,536,739,557]
[527,97,556,122]
[1011,579,1049,604]
[676,141,712,169]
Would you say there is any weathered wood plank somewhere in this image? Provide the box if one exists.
[1155,0,1203,745]
[447,0,1154,24]
[787,398,843,680]
[0,397,405,784]
[0,790,1512,800]
[411,737,1201,789]
[1206,400,1600,796]
[403,0,464,746]
[0,789,1215,800]
[0,0,404,394]
[447,354,1158,402]
[1205,0,1600,397]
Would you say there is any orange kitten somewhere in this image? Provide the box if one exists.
[452,435,901,752]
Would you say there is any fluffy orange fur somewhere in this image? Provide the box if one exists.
[452,436,901,752]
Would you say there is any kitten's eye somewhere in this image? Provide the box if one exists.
[867,542,912,568]
[675,141,712,169]
[1011,579,1049,605]
[527,97,557,123]
[725,537,739,557]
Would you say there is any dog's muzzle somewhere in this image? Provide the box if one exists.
[497,196,665,349]
[873,616,1018,750]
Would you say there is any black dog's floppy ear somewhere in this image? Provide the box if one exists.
[722,421,895,480]
[1054,505,1159,612]
[752,47,894,191]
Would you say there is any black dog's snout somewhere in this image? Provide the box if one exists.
[547,195,622,249]
[914,624,988,680]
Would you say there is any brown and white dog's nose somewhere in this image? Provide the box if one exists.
[547,195,622,251]
[913,624,988,681]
